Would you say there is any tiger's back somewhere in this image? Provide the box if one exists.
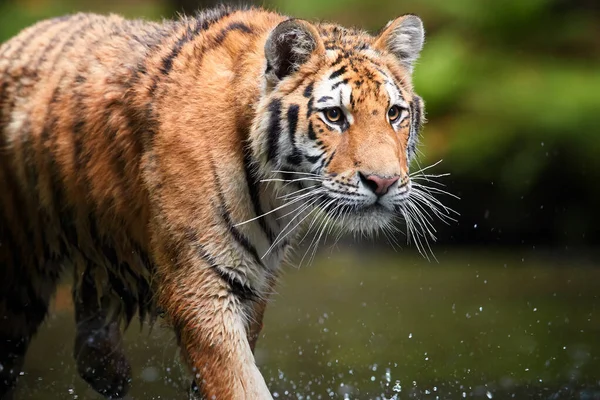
[0,7,274,317]
[0,11,160,336]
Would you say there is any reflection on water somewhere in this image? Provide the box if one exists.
[14,249,600,399]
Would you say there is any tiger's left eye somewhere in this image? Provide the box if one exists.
[388,105,402,122]
[324,107,343,123]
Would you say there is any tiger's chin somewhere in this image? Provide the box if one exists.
[323,202,397,235]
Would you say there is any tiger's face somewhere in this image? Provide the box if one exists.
[253,15,429,235]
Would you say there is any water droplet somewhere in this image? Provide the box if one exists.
[141,366,159,382]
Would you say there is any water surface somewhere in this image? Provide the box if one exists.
[15,249,600,399]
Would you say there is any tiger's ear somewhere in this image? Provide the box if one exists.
[265,19,322,81]
[374,15,424,72]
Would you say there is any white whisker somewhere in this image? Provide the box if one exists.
[262,195,325,258]
[235,189,319,227]
[409,159,444,177]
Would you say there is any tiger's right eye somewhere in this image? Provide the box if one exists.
[324,107,343,123]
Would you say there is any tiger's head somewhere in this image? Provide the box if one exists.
[252,15,438,238]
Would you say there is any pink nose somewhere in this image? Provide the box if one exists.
[359,173,400,195]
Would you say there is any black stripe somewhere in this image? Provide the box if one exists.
[194,241,259,302]
[242,145,275,242]
[330,53,344,67]
[40,81,65,234]
[324,149,336,168]
[212,22,253,46]
[286,104,302,166]
[0,81,9,131]
[50,21,94,71]
[160,7,231,75]
[287,104,300,146]
[303,82,314,98]
[329,65,347,80]
[103,103,130,202]
[317,96,333,103]
[307,121,317,140]
[210,158,264,267]
[20,120,40,209]
[316,156,326,173]
[306,97,314,119]
[214,266,259,302]
[30,15,83,72]
[71,74,89,191]
[218,198,264,267]
[161,26,194,75]
[305,154,321,164]
[266,99,282,163]
[409,96,422,157]
[286,152,302,166]
[331,79,349,90]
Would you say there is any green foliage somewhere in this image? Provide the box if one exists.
[0,0,165,41]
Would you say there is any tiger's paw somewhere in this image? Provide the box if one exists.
[74,321,132,399]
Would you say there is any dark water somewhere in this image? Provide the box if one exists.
[14,249,600,399]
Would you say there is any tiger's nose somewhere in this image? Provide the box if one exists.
[358,173,400,196]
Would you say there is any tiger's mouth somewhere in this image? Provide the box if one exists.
[266,164,455,259]
[306,171,456,257]
[315,194,398,234]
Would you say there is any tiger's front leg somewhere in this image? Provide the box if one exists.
[188,295,271,399]
[155,244,273,400]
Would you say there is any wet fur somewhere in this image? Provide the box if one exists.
[0,6,425,399]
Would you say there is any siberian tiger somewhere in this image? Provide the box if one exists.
[0,5,439,399]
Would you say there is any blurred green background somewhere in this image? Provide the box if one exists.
[2,0,599,247]
[2,0,599,399]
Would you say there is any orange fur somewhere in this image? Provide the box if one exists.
[0,6,426,399]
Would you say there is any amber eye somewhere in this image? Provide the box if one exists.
[388,105,402,122]
[324,107,343,123]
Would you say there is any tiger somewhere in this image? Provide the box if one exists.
[0,4,437,399]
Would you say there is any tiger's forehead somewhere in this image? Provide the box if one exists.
[311,48,410,111]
